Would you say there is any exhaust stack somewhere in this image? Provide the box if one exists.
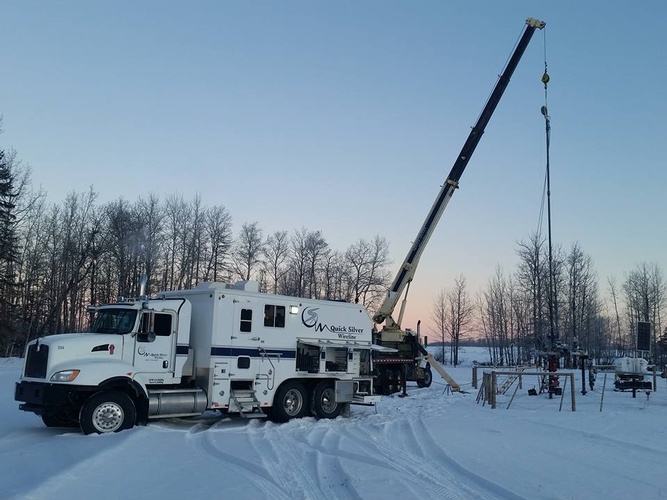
[139,274,148,300]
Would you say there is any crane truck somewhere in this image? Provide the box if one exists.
[371,17,546,394]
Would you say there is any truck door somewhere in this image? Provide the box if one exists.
[231,301,262,379]
[133,310,177,383]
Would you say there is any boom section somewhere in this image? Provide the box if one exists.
[373,17,545,326]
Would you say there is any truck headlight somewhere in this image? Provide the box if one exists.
[50,370,80,382]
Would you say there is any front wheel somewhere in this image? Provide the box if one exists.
[417,366,433,388]
[312,381,342,419]
[79,391,136,435]
[270,381,308,422]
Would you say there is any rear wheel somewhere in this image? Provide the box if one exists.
[270,381,307,422]
[79,391,136,435]
[312,381,342,419]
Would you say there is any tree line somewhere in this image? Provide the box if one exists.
[2,136,664,368]
[431,233,666,368]
[0,142,393,355]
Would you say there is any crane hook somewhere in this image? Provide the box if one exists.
[541,71,550,88]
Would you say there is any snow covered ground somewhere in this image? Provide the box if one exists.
[2,348,667,500]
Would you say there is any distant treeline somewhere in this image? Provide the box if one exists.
[1,138,665,367]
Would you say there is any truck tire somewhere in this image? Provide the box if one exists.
[417,366,433,388]
[79,391,136,435]
[311,381,341,419]
[271,381,307,422]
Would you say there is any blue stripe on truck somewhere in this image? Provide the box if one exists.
[210,347,296,359]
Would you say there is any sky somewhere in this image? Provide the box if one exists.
[3,351,667,499]
[1,2,666,334]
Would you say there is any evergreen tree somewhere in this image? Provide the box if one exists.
[0,148,19,350]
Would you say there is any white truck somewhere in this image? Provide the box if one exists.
[15,279,381,434]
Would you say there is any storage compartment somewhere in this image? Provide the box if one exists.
[296,343,320,373]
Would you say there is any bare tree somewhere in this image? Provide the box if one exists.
[103,198,140,297]
[163,194,190,290]
[515,233,548,349]
[563,243,602,363]
[232,221,264,281]
[304,230,328,299]
[203,204,233,283]
[345,235,391,311]
[321,250,349,301]
[263,230,289,294]
[37,190,99,337]
[181,194,206,288]
[446,275,475,366]
[607,276,625,353]
[515,232,566,351]
[480,267,517,366]
[135,194,165,295]
[623,262,666,354]
[285,227,309,297]
[431,288,448,363]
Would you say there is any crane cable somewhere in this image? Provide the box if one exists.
[537,29,550,236]
[539,28,558,347]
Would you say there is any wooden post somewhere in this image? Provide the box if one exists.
[491,371,497,409]
[559,375,567,411]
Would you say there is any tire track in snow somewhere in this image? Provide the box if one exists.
[337,415,526,500]
[509,416,667,486]
[246,420,344,500]
[12,430,143,500]
[307,425,364,500]
[186,423,291,500]
[407,417,526,500]
[247,421,327,499]
[522,416,667,459]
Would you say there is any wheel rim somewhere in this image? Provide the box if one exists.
[320,388,337,414]
[425,369,432,385]
[283,388,304,416]
[92,401,125,433]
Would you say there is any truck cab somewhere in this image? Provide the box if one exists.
[15,297,195,434]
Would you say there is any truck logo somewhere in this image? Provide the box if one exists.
[301,307,321,329]
[137,346,167,359]
[301,307,364,338]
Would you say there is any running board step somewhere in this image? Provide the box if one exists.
[230,389,267,419]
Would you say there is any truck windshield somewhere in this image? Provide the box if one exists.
[91,309,137,334]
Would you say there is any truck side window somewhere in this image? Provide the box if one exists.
[275,306,285,327]
[240,308,252,333]
[264,305,285,328]
[154,313,172,336]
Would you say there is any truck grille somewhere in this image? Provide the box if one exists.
[25,343,49,379]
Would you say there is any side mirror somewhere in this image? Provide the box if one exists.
[140,311,155,333]
[137,332,156,343]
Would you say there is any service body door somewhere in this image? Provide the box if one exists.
[231,299,263,379]
[133,310,177,384]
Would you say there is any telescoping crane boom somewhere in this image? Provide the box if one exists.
[372,17,546,394]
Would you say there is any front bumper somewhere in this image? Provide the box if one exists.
[15,381,93,415]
